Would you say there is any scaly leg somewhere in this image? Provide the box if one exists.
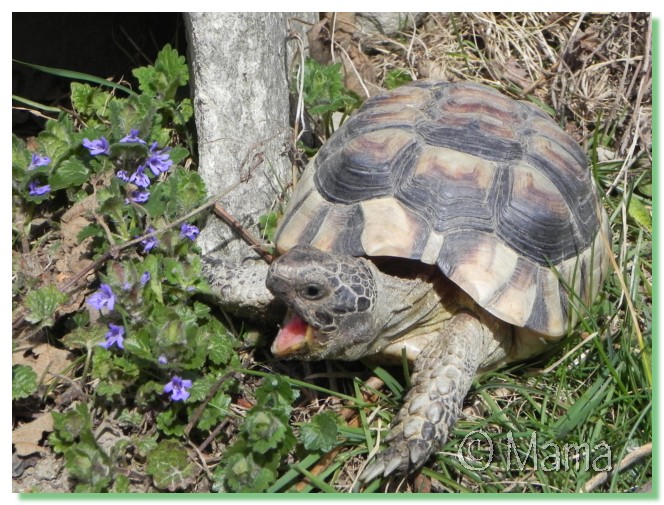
[201,254,281,320]
[360,311,510,482]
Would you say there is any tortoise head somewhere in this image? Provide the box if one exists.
[266,246,379,361]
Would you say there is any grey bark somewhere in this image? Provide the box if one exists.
[184,13,316,259]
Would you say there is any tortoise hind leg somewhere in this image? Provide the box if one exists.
[360,311,511,483]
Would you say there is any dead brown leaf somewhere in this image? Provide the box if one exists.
[13,343,75,384]
[55,193,97,284]
[13,414,54,456]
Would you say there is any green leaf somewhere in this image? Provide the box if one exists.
[299,412,340,452]
[255,375,299,420]
[113,474,130,493]
[39,114,75,159]
[258,212,279,243]
[141,253,163,301]
[49,403,93,452]
[168,146,189,165]
[301,58,361,117]
[167,169,207,215]
[117,409,143,429]
[70,82,113,118]
[108,94,157,143]
[156,409,186,437]
[243,409,288,454]
[628,196,652,232]
[384,68,413,90]
[49,158,90,191]
[207,323,235,366]
[638,183,652,197]
[95,380,124,399]
[197,391,232,431]
[12,134,31,174]
[216,448,278,492]
[62,325,106,351]
[108,141,149,160]
[143,178,170,218]
[12,365,38,400]
[147,439,198,491]
[133,44,189,101]
[175,98,194,125]
[24,284,68,327]
[76,224,105,242]
[133,432,159,458]
[123,329,155,362]
[63,429,112,492]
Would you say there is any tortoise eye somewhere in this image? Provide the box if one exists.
[301,283,325,300]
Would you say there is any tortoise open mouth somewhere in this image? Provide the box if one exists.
[271,310,316,357]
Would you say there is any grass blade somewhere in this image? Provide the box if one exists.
[13,59,135,96]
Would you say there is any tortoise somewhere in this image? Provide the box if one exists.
[203,80,611,483]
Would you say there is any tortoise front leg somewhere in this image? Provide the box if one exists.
[360,311,510,483]
[202,254,282,320]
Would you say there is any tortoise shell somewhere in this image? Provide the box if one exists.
[275,80,611,337]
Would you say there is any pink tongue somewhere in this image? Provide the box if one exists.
[272,312,309,356]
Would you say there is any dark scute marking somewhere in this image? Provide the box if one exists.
[435,230,473,275]
[494,165,580,265]
[294,204,331,246]
[524,142,599,252]
[342,106,420,134]
[525,275,551,333]
[415,120,523,163]
[315,136,420,205]
[329,204,366,256]
[357,296,371,311]
[558,282,570,325]
[397,169,495,237]
[579,256,589,304]
[274,186,314,245]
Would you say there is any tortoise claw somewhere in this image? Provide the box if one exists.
[359,445,410,484]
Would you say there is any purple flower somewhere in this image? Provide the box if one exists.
[145,142,173,175]
[125,189,150,204]
[100,323,125,350]
[87,283,116,311]
[180,223,200,241]
[158,355,168,364]
[128,165,150,188]
[28,153,51,170]
[122,281,132,291]
[140,271,151,286]
[119,129,146,144]
[116,170,130,182]
[82,137,110,156]
[28,180,51,196]
[140,228,158,252]
[163,376,192,402]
